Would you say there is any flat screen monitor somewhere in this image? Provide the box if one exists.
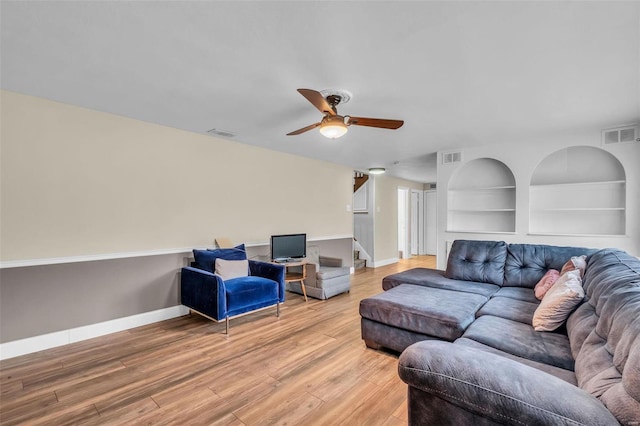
[270,233,306,261]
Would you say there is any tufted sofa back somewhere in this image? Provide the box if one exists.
[566,249,640,424]
[445,240,595,288]
[503,243,597,288]
[445,240,507,285]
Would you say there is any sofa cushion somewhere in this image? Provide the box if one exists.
[503,244,596,288]
[384,268,500,297]
[455,337,577,385]
[462,315,575,371]
[316,266,350,280]
[492,286,539,303]
[359,284,488,341]
[445,240,507,285]
[193,244,247,273]
[476,296,538,325]
[224,276,278,316]
[567,249,640,423]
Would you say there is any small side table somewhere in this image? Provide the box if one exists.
[277,260,308,301]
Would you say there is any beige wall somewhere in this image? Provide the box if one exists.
[373,174,424,263]
[0,91,353,262]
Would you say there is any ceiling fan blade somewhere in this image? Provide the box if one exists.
[286,122,321,136]
[347,116,404,129]
[297,89,336,116]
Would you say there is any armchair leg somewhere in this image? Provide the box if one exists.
[225,316,229,335]
[276,301,280,317]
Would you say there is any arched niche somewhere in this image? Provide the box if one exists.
[447,158,516,233]
[529,146,626,236]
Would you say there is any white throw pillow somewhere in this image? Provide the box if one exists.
[215,259,249,281]
[532,269,584,332]
[560,255,587,277]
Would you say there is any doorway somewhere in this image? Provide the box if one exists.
[397,187,410,259]
[424,190,437,255]
[411,190,425,255]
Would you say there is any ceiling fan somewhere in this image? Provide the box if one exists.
[287,88,404,139]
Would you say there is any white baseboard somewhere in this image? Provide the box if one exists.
[372,257,399,268]
[0,305,189,360]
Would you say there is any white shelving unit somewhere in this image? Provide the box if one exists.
[447,159,516,233]
[529,147,626,236]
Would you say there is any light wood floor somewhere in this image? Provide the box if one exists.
[0,256,435,426]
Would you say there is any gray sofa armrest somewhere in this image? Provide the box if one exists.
[319,256,343,268]
[398,341,619,426]
[305,262,318,287]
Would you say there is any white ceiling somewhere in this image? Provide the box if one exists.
[2,1,639,183]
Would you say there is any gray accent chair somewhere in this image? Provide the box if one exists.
[287,246,351,300]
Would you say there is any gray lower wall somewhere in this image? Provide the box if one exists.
[0,252,189,343]
[0,238,353,343]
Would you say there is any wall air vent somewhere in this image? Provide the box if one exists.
[442,151,462,165]
[602,124,638,146]
[206,128,237,138]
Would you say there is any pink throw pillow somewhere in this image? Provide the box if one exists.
[534,269,560,300]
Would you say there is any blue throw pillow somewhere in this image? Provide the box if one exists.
[193,244,247,273]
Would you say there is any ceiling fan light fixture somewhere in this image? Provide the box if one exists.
[368,167,386,175]
[319,115,348,139]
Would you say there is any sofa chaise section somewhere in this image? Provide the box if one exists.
[360,284,488,352]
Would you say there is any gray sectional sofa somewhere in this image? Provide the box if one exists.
[359,239,640,425]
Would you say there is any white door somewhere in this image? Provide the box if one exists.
[397,188,410,259]
[425,190,437,255]
[410,190,420,255]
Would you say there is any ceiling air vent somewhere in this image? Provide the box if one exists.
[442,151,462,165]
[206,128,236,138]
[602,124,638,146]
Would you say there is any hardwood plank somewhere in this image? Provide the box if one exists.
[22,360,126,392]
[0,391,60,425]
[338,377,408,425]
[297,377,381,425]
[0,256,435,424]
[16,402,100,426]
[83,397,159,425]
[0,378,23,397]
[393,398,409,422]
[122,388,222,425]
[234,389,324,426]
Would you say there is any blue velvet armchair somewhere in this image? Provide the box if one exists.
[181,245,285,333]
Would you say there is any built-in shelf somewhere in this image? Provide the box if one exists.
[449,185,516,192]
[530,180,625,189]
[450,208,516,212]
[533,207,625,212]
[528,233,627,238]
[529,146,626,236]
[447,158,516,233]
[447,230,517,235]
